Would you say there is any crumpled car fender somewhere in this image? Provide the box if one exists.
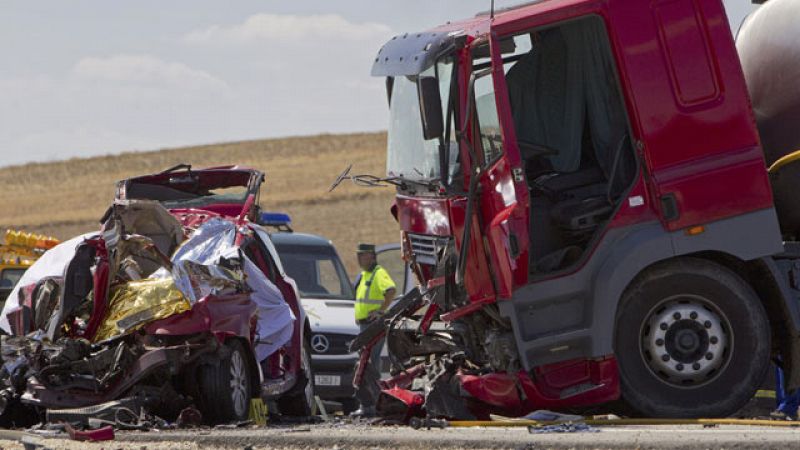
[144,293,256,341]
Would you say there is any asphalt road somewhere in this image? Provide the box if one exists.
[4,422,800,450]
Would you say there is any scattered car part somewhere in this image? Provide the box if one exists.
[409,416,448,430]
[45,394,153,427]
[176,406,203,428]
[63,423,114,442]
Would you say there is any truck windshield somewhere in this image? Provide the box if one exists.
[387,60,458,183]
[274,245,355,300]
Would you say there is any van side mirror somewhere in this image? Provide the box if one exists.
[417,77,444,141]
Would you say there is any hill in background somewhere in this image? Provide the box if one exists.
[0,132,397,274]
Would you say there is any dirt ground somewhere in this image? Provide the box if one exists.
[3,422,800,450]
[0,131,396,274]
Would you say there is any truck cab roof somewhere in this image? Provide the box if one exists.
[373,0,602,76]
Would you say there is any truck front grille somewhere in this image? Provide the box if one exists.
[408,234,449,265]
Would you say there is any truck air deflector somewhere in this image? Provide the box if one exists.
[371,31,465,77]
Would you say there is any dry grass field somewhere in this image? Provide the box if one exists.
[0,132,397,273]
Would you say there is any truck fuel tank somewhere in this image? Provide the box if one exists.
[737,0,800,237]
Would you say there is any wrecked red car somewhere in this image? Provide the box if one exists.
[0,165,314,426]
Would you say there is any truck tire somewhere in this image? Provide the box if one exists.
[614,258,770,418]
[276,339,316,416]
[197,340,253,424]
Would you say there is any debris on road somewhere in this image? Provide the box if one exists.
[64,422,115,442]
[520,410,585,422]
[528,423,599,434]
[408,417,448,430]
[176,406,203,428]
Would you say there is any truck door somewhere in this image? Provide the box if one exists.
[615,0,773,229]
[472,38,531,299]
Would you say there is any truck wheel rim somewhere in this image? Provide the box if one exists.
[230,350,248,417]
[640,295,732,388]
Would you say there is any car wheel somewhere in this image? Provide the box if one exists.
[276,339,316,416]
[197,339,253,424]
[614,258,770,418]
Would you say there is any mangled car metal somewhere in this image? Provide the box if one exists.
[0,165,314,426]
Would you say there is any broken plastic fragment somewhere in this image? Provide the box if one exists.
[64,423,115,442]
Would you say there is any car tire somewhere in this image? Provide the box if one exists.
[197,340,253,424]
[614,258,770,418]
[276,339,316,416]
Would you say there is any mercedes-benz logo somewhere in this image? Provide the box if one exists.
[311,334,330,353]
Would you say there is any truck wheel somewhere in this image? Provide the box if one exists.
[276,339,316,416]
[614,258,770,418]
[197,340,253,424]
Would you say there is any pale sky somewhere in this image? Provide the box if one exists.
[0,1,757,167]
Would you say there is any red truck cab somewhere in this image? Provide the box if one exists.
[359,0,800,419]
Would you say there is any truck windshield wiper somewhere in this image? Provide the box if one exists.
[329,165,441,192]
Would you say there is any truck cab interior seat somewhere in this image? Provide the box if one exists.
[504,17,635,274]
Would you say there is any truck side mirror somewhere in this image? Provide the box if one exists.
[417,77,444,141]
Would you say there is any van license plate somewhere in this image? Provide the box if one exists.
[315,375,341,386]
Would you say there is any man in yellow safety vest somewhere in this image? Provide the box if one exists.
[352,243,396,417]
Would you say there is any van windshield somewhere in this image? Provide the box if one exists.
[274,245,354,300]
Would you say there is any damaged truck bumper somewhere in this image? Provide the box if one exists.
[350,286,619,421]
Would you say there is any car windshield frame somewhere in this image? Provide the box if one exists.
[273,243,355,300]
[158,187,249,210]
[119,169,261,212]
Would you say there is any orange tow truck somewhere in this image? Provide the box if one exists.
[0,230,59,308]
